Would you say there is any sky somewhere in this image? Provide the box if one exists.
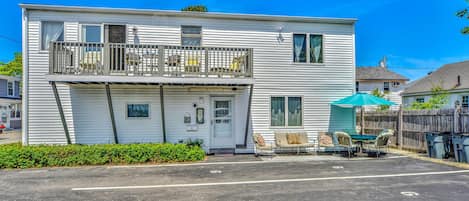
[1,0,468,80]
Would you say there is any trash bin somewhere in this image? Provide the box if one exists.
[452,134,469,163]
[425,132,451,159]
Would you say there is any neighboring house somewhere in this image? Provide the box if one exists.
[402,60,469,110]
[0,75,21,129]
[356,58,409,110]
[21,4,356,153]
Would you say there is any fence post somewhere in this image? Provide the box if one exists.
[398,105,403,149]
[454,102,462,134]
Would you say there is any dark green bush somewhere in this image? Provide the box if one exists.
[0,143,205,169]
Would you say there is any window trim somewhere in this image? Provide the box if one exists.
[269,95,304,128]
[7,81,14,97]
[292,33,325,65]
[383,82,390,93]
[125,103,151,119]
[39,21,65,52]
[181,25,202,46]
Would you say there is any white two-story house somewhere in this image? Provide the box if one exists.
[356,58,409,110]
[21,4,356,153]
[0,75,21,129]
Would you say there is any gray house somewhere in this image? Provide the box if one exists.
[0,75,21,129]
[402,60,469,110]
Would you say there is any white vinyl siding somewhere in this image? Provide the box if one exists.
[24,9,355,152]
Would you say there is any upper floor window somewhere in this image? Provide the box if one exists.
[271,96,303,127]
[392,82,400,88]
[41,21,64,50]
[383,82,390,93]
[462,96,469,110]
[293,33,324,63]
[82,25,102,43]
[416,97,425,103]
[356,81,360,92]
[7,81,13,96]
[181,26,201,46]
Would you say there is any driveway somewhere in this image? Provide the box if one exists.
[1,156,469,201]
[0,129,21,144]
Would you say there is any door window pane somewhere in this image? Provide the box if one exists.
[82,25,101,43]
[41,21,64,50]
[310,35,323,63]
[271,97,285,126]
[293,34,306,62]
[288,97,302,126]
[127,104,150,118]
[181,26,201,46]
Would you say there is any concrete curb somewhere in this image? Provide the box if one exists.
[388,148,469,169]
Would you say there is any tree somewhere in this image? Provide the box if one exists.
[0,53,22,76]
[456,0,469,34]
[371,88,389,111]
[408,85,449,110]
[181,5,208,12]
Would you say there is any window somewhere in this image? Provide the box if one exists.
[309,34,323,63]
[127,104,150,118]
[7,82,13,96]
[462,96,469,110]
[356,81,360,92]
[41,21,64,50]
[416,97,425,103]
[82,25,102,43]
[383,82,390,93]
[392,82,400,88]
[293,34,307,62]
[181,26,201,46]
[293,33,324,63]
[271,96,303,127]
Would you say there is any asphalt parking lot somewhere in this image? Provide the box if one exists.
[1,156,469,201]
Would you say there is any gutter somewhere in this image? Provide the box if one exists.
[19,3,357,25]
[21,7,29,145]
[402,88,469,97]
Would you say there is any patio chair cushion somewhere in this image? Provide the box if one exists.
[287,133,300,144]
[185,56,200,66]
[318,132,334,147]
[275,133,289,147]
[256,134,266,147]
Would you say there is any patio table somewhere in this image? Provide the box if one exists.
[350,134,378,153]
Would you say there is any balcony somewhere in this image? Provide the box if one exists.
[47,42,254,85]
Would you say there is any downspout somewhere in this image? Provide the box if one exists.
[21,7,29,145]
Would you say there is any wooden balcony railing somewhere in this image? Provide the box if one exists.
[49,42,253,78]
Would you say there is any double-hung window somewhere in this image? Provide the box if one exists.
[7,81,13,97]
[181,26,202,46]
[41,21,64,50]
[462,96,469,110]
[383,82,390,93]
[293,33,323,63]
[127,104,150,118]
[271,96,303,127]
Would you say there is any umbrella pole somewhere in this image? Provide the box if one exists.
[360,106,364,135]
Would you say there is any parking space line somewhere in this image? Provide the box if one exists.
[71,170,469,191]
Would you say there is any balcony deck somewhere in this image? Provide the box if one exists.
[48,42,254,85]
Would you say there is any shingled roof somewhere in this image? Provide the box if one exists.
[402,60,469,95]
[356,67,409,81]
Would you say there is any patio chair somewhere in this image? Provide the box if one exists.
[253,133,275,157]
[334,131,356,159]
[364,129,394,158]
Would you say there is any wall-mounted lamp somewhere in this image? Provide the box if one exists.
[277,26,284,42]
[132,26,138,35]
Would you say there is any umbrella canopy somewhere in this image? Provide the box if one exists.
[332,93,396,107]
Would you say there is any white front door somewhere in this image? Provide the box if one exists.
[211,97,234,148]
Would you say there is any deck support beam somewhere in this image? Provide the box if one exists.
[242,84,254,148]
[51,81,71,144]
[105,83,119,144]
[160,85,167,143]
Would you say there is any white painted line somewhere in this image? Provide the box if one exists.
[387,156,409,159]
[71,170,469,191]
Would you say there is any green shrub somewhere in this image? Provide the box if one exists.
[0,143,205,169]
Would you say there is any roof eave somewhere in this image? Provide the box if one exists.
[19,3,357,25]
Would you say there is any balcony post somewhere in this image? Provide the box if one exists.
[49,41,54,74]
[103,43,110,75]
[158,45,165,76]
[205,47,209,77]
[51,81,71,144]
[249,49,254,77]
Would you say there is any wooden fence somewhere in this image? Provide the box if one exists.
[357,107,468,152]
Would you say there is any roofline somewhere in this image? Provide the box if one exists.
[19,3,357,25]
[357,78,410,81]
[402,88,469,96]
[0,74,21,81]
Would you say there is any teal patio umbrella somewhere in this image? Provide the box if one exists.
[332,93,395,134]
